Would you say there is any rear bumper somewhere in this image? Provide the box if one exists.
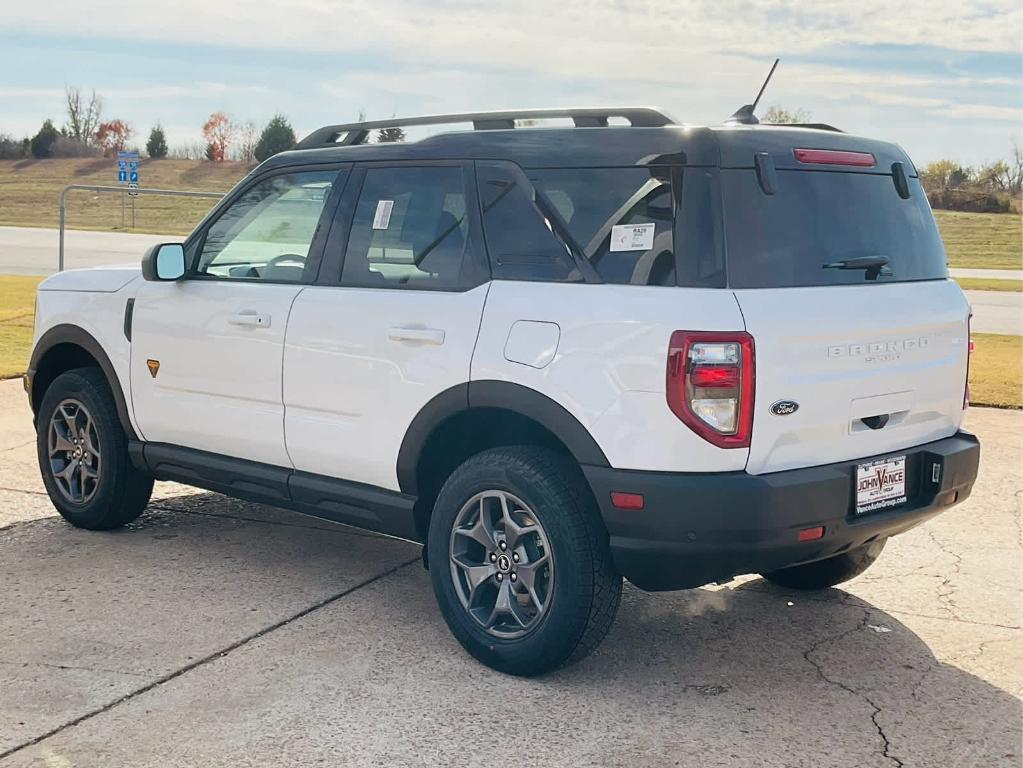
[583,431,980,591]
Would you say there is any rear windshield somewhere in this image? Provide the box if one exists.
[721,170,947,288]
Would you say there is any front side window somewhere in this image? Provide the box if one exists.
[341,166,469,290]
[196,170,339,281]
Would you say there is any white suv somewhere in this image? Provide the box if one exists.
[26,108,980,676]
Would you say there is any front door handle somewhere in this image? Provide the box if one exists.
[229,310,271,328]
[388,327,445,345]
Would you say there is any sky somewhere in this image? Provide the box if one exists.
[1,0,1021,166]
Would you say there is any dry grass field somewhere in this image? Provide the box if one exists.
[0,158,251,236]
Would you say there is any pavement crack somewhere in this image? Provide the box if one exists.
[924,527,964,621]
[802,609,904,768]
[0,439,34,453]
[0,557,420,762]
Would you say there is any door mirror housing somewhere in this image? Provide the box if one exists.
[142,243,186,281]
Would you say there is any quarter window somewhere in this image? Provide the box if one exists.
[477,162,675,285]
[341,166,469,290]
[196,170,338,281]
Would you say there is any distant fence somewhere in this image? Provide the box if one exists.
[58,185,225,271]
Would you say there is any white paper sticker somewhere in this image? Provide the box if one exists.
[610,223,655,252]
[372,200,394,230]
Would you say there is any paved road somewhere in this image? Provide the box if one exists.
[1,226,1020,334]
[0,379,1019,767]
[0,226,171,275]
[965,290,1023,335]
[951,268,1022,280]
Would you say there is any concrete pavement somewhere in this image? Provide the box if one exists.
[0,378,1019,767]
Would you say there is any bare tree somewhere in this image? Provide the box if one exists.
[762,105,811,124]
[236,120,258,162]
[64,86,103,144]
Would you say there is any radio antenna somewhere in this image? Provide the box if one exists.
[725,58,780,125]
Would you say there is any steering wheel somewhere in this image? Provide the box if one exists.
[264,253,307,269]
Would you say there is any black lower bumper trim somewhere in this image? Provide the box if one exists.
[583,431,980,592]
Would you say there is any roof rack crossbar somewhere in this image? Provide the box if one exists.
[296,107,676,149]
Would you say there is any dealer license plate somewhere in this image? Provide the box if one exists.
[855,456,907,514]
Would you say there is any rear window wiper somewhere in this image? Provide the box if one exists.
[822,255,892,280]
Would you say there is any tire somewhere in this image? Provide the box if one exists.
[761,539,887,590]
[427,446,622,676]
[36,368,153,530]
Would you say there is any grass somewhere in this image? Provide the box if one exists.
[934,210,1022,270]
[1,275,1018,407]
[0,158,251,237]
[954,278,1022,292]
[969,333,1022,409]
[0,275,41,379]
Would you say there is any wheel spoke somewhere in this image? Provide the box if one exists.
[515,553,549,593]
[51,431,74,454]
[484,580,514,629]
[454,513,498,551]
[59,404,79,439]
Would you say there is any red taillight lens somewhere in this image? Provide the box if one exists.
[666,331,755,449]
[793,148,876,167]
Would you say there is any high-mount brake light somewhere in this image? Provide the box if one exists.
[793,148,876,167]
[666,331,755,449]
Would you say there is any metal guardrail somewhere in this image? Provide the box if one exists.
[58,184,225,272]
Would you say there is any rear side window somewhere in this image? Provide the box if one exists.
[531,168,675,286]
[477,162,675,285]
[722,171,947,288]
[342,166,468,290]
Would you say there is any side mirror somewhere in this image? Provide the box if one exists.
[142,243,186,281]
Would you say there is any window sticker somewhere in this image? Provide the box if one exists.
[372,200,394,230]
[610,223,655,252]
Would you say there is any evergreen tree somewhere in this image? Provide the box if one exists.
[254,114,297,161]
[30,119,59,158]
[375,126,406,143]
[146,124,168,158]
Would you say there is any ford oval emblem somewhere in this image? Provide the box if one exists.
[770,400,799,416]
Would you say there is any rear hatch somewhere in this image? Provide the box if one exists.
[719,130,970,475]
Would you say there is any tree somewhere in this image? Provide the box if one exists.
[236,120,258,162]
[375,126,406,143]
[762,105,811,124]
[920,160,973,192]
[254,113,297,161]
[146,125,168,158]
[30,119,59,158]
[64,87,103,145]
[94,119,132,157]
[202,112,235,162]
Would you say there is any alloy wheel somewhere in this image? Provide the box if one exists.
[448,490,555,639]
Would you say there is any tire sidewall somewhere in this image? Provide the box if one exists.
[427,449,597,675]
[36,369,131,528]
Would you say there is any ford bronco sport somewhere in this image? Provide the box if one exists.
[26,107,980,676]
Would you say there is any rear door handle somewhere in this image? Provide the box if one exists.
[388,327,445,345]
[229,310,271,328]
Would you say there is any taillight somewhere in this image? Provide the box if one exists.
[667,331,755,448]
[964,314,973,409]
[793,148,876,167]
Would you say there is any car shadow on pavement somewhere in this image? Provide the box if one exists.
[2,491,1019,767]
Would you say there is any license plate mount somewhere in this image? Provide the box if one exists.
[855,456,907,514]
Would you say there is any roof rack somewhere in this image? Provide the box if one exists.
[296,107,677,149]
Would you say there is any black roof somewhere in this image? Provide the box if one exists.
[260,110,913,174]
